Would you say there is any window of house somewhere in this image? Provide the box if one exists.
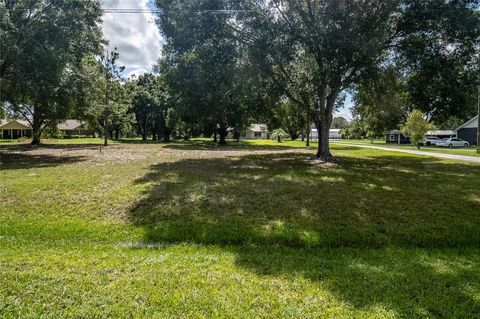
[389,135,395,141]
[254,132,262,138]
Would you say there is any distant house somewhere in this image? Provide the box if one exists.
[0,119,94,139]
[455,115,478,146]
[329,129,342,140]
[57,120,95,137]
[386,130,410,144]
[243,124,269,140]
[226,124,269,140]
[0,119,32,139]
[310,128,343,140]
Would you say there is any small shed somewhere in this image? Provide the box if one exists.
[455,115,478,146]
[386,130,410,144]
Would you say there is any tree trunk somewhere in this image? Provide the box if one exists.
[218,125,227,145]
[164,129,171,142]
[314,113,333,162]
[306,130,310,147]
[31,114,41,145]
[213,129,217,143]
[103,116,108,146]
[301,133,305,142]
[277,135,281,143]
[142,133,147,141]
[115,129,119,140]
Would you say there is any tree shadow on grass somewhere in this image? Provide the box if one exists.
[0,144,99,169]
[233,245,480,317]
[161,139,312,151]
[128,152,480,317]
[130,152,480,248]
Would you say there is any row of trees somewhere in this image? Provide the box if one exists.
[154,0,480,161]
[0,1,182,145]
[1,0,103,144]
[1,1,479,160]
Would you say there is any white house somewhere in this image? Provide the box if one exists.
[310,128,342,140]
[0,119,94,139]
[243,124,269,140]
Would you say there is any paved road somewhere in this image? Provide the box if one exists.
[334,143,480,163]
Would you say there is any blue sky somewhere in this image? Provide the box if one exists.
[101,0,353,119]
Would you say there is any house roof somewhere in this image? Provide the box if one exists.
[0,119,31,129]
[249,124,268,132]
[455,115,478,131]
[0,119,86,130]
[57,120,85,130]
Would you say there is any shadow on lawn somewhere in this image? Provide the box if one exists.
[233,245,480,317]
[0,144,93,169]
[128,152,480,317]
[130,152,480,248]
[162,139,315,151]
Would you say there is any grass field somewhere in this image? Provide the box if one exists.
[1,140,480,318]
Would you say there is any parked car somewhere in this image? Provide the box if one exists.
[422,136,442,146]
[436,138,470,148]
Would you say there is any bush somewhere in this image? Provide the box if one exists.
[272,129,288,142]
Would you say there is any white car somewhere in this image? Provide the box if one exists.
[436,138,470,148]
[422,136,442,146]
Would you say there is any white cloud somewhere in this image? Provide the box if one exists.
[126,68,149,81]
[101,0,162,72]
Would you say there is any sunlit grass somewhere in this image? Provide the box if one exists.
[1,141,479,318]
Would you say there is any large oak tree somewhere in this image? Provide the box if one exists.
[234,0,479,161]
[0,0,103,144]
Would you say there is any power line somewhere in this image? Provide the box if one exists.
[7,7,253,14]
[102,8,254,14]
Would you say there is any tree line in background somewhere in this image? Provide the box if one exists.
[1,0,479,160]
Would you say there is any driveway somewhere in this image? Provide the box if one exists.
[334,143,480,164]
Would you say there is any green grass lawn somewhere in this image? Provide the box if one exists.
[1,141,479,318]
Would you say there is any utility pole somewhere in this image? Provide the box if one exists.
[103,50,110,147]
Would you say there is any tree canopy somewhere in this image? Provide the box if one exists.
[0,0,103,144]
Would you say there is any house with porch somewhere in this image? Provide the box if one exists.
[0,119,94,139]
[0,120,33,139]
